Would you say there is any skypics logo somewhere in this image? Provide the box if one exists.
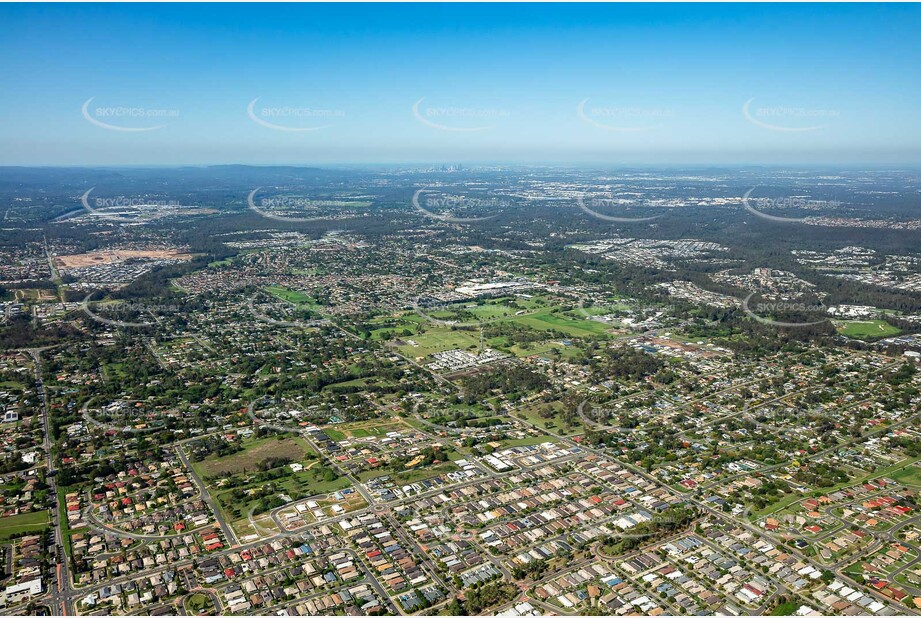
[81,293,179,328]
[741,293,829,328]
[412,189,504,223]
[576,194,664,224]
[577,98,674,132]
[742,97,840,133]
[742,188,840,224]
[247,98,345,132]
[80,188,180,223]
[247,188,333,224]
[81,98,178,132]
[412,98,509,132]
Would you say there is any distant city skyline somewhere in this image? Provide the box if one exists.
[2,3,920,166]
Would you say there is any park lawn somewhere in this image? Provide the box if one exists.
[280,468,351,497]
[889,462,921,487]
[368,318,424,340]
[186,592,214,613]
[218,465,350,508]
[507,340,583,360]
[424,296,550,324]
[264,285,326,315]
[396,317,604,360]
[514,401,584,437]
[367,312,424,326]
[834,319,901,340]
[506,309,611,337]
[428,309,461,320]
[195,436,314,478]
[370,326,412,340]
[578,299,633,316]
[749,491,806,520]
[0,510,50,541]
[322,427,347,441]
[402,417,430,432]
[770,601,800,616]
[395,327,482,357]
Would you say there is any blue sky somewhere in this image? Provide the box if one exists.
[1,3,919,166]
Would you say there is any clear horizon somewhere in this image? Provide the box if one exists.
[2,3,920,166]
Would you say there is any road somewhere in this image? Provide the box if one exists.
[26,347,72,616]
[175,445,240,547]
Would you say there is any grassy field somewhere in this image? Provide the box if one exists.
[185,592,214,613]
[265,285,314,304]
[323,418,411,440]
[322,370,398,393]
[511,309,611,337]
[834,319,901,339]
[500,435,556,448]
[890,462,921,487]
[215,458,351,537]
[515,401,583,436]
[384,295,613,359]
[770,601,800,616]
[506,340,583,359]
[395,327,482,357]
[0,510,50,541]
[196,437,313,478]
[394,318,602,360]
[55,485,82,558]
[358,461,460,485]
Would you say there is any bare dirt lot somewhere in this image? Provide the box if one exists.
[55,249,194,269]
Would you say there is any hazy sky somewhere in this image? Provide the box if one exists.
[2,3,919,166]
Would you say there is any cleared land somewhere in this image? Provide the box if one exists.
[0,510,50,541]
[55,248,194,269]
[195,437,312,478]
[322,418,412,441]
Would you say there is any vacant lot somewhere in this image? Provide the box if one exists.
[890,462,921,487]
[197,437,312,477]
[358,461,460,485]
[0,510,50,541]
[323,418,411,441]
[395,327,482,358]
[56,248,193,269]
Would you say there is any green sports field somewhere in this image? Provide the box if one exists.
[834,319,901,339]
